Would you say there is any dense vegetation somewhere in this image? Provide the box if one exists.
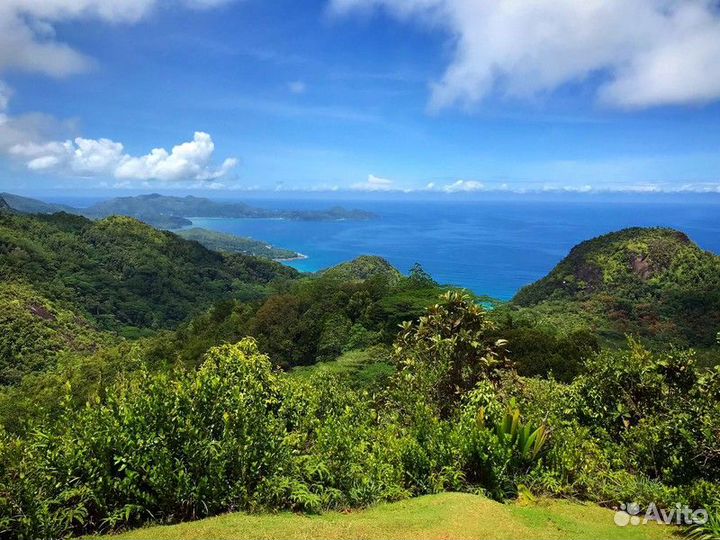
[176,228,300,260]
[514,227,720,346]
[0,211,296,331]
[0,211,296,384]
[0,215,718,540]
[1,293,718,539]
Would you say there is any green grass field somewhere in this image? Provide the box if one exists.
[91,492,680,540]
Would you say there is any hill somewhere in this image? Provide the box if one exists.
[323,255,403,284]
[513,227,720,345]
[0,192,75,214]
[0,193,376,229]
[0,281,112,385]
[88,492,674,540]
[0,196,12,213]
[81,194,376,227]
[0,211,298,334]
[176,227,301,260]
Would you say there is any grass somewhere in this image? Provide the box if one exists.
[90,492,680,540]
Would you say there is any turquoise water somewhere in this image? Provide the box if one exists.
[189,198,720,300]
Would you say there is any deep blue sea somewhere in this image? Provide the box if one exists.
[186,198,720,300]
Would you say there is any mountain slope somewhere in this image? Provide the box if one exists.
[0,282,111,385]
[513,227,720,344]
[0,212,298,332]
[0,192,74,214]
[0,196,13,213]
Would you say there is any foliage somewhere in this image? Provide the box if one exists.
[0,329,547,539]
[514,227,720,346]
[572,340,720,486]
[0,212,296,333]
[0,282,111,385]
[322,255,403,285]
[1,217,720,540]
[150,262,444,369]
[393,291,508,416]
[288,347,394,393]
[687,508,720,540]
[491,310,600,381]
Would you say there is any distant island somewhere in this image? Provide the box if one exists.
[176,227,305,261]
[0,192,376,229]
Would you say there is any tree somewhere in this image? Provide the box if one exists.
[393,291,508,416]
[408,262,437,287]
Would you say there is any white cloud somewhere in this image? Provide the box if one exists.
[288,81,307,94]
[351,173,395,191]
[442,179,484,192]
[330,0,720,110]
[0,1,238,184]
[0,110,77,153]
[0,0,236,77]
[10,131,238,182]
[542,184,593,193]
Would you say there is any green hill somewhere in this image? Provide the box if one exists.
[0,211,298,333]
[513,227,720,345]
[0,282,111,385]
[323,255,403,284]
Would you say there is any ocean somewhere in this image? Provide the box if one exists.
[187,197,720,301]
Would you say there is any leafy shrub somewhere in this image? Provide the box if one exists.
[393,291,508,416]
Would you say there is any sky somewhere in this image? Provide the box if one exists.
[1,0,720,197]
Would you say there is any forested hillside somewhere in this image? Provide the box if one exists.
[0,212,297,332]
[0,219,718,540]
[513,227,720,345]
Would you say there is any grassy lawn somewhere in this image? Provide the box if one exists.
[90,492,680,540]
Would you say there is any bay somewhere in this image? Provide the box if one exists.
[190,198,720,300]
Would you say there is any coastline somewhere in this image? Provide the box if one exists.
[274,252,309,263]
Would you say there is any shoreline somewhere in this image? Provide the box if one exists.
[274,252,309,263]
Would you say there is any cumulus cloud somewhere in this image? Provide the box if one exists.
[10,131,238,181]
[330,0,720,110]
[351,174,394,191]
[0,1,238,183]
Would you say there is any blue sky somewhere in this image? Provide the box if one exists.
[1,0,720,196]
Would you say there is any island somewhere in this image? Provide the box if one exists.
[0,192,377,230]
